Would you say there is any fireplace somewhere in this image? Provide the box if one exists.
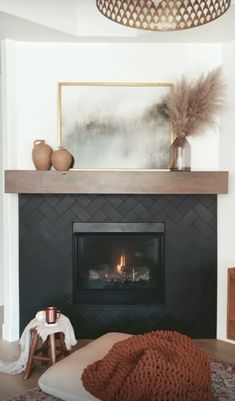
[19,194,217,339]
[73,223,165,305]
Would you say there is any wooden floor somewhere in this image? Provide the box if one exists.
[196,339,235,364]
[0,335,234,401]
[0,338,90,401]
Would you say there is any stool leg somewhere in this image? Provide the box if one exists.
[49,334,56,365]
[24,330,39,380]
[41,337,49,365]
[59,332,70,357]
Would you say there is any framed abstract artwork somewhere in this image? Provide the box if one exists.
[58,82,173,170]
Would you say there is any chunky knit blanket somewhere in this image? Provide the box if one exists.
[82,331,215,401]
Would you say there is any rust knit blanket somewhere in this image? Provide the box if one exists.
[82,331,215,401]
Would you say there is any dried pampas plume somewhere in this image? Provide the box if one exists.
[159,68,226,138]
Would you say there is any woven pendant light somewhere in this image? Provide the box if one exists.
[96,0,231,32]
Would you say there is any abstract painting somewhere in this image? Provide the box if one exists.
[58,82,173,169]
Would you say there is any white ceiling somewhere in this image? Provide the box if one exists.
[0,0,235,43]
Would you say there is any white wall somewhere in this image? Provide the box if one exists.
[0,67,3,306]
[2,39,223,340]
[218,40,235,344]
[1,40,19,340]
[16,42,222,170]
[0,0,79,35]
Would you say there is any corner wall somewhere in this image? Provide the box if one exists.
[218,40,235,344]
[1,40,19,340]
[0,62,3,306]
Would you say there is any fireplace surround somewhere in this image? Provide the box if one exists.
[19,193,217,339]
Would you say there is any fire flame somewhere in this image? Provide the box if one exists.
[117,254,126,274]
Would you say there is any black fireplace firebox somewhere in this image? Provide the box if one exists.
[73,223,165,305]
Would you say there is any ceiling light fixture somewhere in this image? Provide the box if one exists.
[96,0,231,32]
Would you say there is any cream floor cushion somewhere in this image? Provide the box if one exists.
[38,332,131,401]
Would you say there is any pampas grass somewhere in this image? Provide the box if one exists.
[159,68,225,138]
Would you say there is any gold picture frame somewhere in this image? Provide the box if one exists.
[58,82,173,171]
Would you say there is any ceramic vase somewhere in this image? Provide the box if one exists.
[51,146,73,171]
[32,139,53,170]
[169,136,191,171]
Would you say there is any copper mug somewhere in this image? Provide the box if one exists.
[45,307,60,324]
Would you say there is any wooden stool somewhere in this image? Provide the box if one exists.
[24,328,70,380]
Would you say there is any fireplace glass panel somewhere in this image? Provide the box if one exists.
[76,234,161,290]
[73,223,165,304]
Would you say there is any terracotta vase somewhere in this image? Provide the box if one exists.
[32,140,53,170]
[51,146,73,171]
[169,136,191,171]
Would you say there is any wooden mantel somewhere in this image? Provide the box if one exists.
[5,170,228,194]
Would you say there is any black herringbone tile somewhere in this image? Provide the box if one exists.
[77,196,92,208]
[89,210,108,222]
[178,210,198,230]
[135,195,154,208]
[117,197,138,215]
[102,202,123,221]
[178,197,198,215]
[166,195,185,207]
[196,195,215,208]
[19,195,30,207]
[44,195,60,208]
[120,210,139,223]
[164,203,182,223]
[86,197,107,215]
[55,195,75,214]
[133,202,152,221]
[21,197,43,219]
[19,194,217,338]
[193,218,215,237]
[38,202,59,223]
[149,197,168,215]
[54,209,75,231]
[70,203,91,221]
[106,195,123,208]
[193,202,214,224]
[209,201,217,215]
